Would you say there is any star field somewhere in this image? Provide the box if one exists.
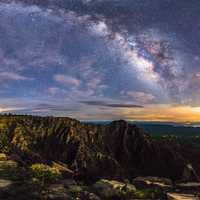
[0,0,200,121]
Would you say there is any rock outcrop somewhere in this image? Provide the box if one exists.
[0,115,199,181]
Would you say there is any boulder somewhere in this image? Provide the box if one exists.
[0,160,18,178]
[45,184,70,200]
[0,179,13,189]
[8,154,26,165]
[80,191,101,200]
[60,179,77,188]
[175,182,200,192]
[0,154,7,161]
[93,179,136,199]
[67,184,84,194]
[0,160,18,169]
[182,164,200,182]
[133,176,173,191]
[167,192,199,200]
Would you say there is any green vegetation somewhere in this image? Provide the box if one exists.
[30,163,61,186]
[133,188,162,199]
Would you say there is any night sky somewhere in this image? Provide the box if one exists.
[0,0,200,122]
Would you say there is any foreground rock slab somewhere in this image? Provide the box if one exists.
[93,179,136,199]
[167,193,200,200]
[0,179,13,188]
[133,176,173,191]
[176,182,200,192]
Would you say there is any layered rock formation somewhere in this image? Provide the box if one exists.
[0,115,199,182]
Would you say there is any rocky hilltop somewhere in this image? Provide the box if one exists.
[0,115,199,182]
[0,115,200,199]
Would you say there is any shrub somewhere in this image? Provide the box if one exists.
[30,163,61,186]
[133,188,162,199]
[0,130,10,153]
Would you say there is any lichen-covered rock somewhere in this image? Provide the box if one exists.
[133,176,173,191]
[0,179,13,189]
[0,160,18,169]
[0,181,41,200]
[45,184,70,200]
[93,179,136,199]
[175,182,200,192]
[0,159,19,181]
[0,154,7,161]
[60,179,77,187]
[67,184,84,194]
[167,192,199,200]
[80,191,101,200]
[8,153,26,165]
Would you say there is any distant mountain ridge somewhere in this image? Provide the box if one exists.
[0,115,200,181]
[85,121,200,137]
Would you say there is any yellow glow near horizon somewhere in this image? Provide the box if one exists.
[0,108,3,112]
[0,105,200,123]
[0,107,17,113]
[124,105,200,123]
[191,107,200,113]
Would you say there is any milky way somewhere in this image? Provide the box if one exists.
[0,0,200,121]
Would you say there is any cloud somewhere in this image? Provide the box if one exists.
[126,91,155,104]
[33,103,76,112]
[0,100,78,114]
[0,72,32,81]
[47,87,67,96]
[80,100,143,108]
[54,74,81,87]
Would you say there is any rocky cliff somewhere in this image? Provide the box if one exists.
[0,115,199,182]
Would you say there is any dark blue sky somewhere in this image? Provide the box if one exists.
[0,0,199,121]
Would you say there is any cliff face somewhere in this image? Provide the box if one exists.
[0,115,198,181]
